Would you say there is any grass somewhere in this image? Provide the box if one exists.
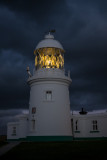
[1,140,107,159]
[0,142,8,148]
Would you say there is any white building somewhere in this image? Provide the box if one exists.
[7,110,107,141]
[71,109,107,140]
[7,33,107,141]
[7,32,72,141]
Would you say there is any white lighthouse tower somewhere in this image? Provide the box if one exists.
[27,32,72,141]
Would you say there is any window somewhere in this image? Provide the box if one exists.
[46,91,52,101]
[75,120,78,131]
[32,107,36,114]
[74,120,80,133]
[71,119,74,135]
[32,120,35,131]
[92,120,98,131]
[12,126,16,136]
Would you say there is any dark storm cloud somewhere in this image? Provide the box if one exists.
[0,6,38,59]
[0,0,69,58]
[63,0,107,110]
[0,0,107,115]
[0,0,68,25]
[0,49,32,109]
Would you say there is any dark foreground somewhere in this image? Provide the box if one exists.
[1,140,107,159]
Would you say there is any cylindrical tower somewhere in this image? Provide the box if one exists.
[27,33,72,141]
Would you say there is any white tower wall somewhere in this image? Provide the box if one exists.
[28,69,72,137]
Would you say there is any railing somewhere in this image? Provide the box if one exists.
[64,69,71,78]
[32,68,71,78]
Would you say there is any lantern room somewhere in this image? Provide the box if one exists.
[34,33,65,70]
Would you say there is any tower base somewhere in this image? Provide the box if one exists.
[26,136,73,142]
[7,136,73,142]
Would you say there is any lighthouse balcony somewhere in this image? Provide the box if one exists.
[27,68,72,85]
[32,68,71,79]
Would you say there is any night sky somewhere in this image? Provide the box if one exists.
[0,0,107,130]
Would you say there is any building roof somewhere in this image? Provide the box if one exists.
[35,33,64,51]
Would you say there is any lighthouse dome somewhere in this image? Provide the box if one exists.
[34,33,65,70]
[35,33,64,51]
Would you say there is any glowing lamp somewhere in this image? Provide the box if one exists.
[34,33,65,69]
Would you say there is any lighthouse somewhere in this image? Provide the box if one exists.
[7,32,107,142]
[27,32,72,141]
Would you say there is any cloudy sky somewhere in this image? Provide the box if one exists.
[0,0,107,129]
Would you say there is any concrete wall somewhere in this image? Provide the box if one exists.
[7,115,28,140]
[28,69,72,136]
[28,81,72,136]
[18,115,29,139]
[71,112,107,138]
[7,122,19,140]
[7,111,107,140]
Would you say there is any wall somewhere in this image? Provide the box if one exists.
[7,122,19,140]
[71,112,107,139]
[7,115,28,140]
[28,80,72,136]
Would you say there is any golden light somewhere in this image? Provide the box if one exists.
[34,47,64,69]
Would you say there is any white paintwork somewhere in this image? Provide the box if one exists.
[18,115,28,139]
[27,68,72,136]
[35,33,64,50]
[7,122,19,140]
[71,112,107,138]
[7,110,107,139]
[7,114,28,140]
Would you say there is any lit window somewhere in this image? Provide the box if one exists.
[34,47,64,69]
[46,91,52,101]
[92,120,98,131]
